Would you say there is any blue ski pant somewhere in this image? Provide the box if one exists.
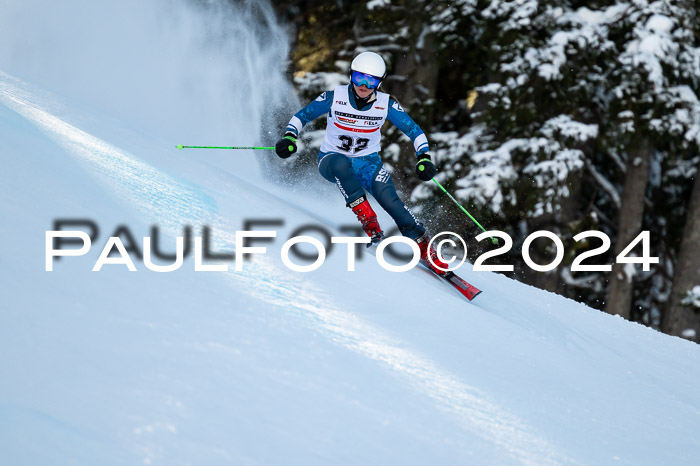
[318,151,425,240]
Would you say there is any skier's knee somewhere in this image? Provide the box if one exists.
[326,153,352,176]
[319,153,351,183]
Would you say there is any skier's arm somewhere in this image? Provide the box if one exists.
[285,90,334,137]
[275,91,334,159]
[387,98,436,181]
[386,98,430,157]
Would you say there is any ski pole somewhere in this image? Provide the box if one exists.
[176,144,274,150]
[432,178,499,244]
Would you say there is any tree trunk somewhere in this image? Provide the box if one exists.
[605,140,652,319]
[661,162,700,341]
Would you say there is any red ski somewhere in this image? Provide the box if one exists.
[418,261,482,301]
[443,272,482,301]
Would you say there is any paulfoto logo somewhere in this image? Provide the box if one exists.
[44,219,659,274]
[45,219,421,273]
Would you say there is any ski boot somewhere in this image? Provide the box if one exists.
[348,195,384,246]
[416,232,451,276]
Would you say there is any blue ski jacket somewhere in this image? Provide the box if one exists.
[285,84,430,158]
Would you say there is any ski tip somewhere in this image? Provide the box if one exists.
[176,144,184,150]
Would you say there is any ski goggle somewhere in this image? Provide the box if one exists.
[351,70,382,89]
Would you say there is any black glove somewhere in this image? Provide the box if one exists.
[275,132,298,159]
[416,154,437,181]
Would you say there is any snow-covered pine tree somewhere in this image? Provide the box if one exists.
[427,0,608,293]
[424,0,700,328]
[602,0,700,323]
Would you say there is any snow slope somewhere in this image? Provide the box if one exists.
[1,1,700,463]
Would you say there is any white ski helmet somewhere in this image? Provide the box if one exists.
[350,51,386,79]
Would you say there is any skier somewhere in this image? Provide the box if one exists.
[275,51,449,275]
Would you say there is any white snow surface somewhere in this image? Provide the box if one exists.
[1,3,700,466]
